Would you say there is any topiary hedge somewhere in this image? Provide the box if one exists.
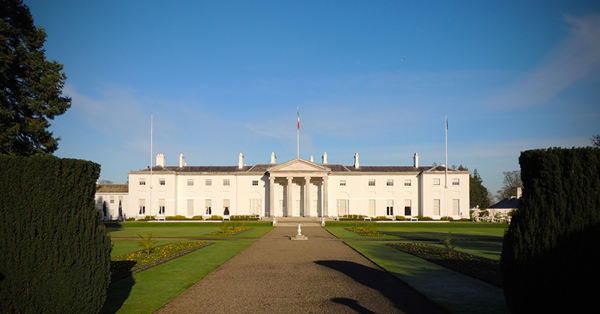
[0,156,112,314]
[501,147,600,314]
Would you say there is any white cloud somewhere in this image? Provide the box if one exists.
[486,14,600,110]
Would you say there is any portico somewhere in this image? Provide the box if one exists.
[267,158,330,217]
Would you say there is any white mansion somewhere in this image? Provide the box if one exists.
[96,152,470,220]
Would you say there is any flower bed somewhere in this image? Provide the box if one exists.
[110,241,213,283]
[345,225,386,236]
[207,227,252,235]
[386,242,501,287]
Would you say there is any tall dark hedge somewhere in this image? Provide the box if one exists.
[0,155,112,314]
[501,147,600,314]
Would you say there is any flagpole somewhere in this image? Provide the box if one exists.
[297,106,300,158]
[150,114,153,219]
[445,115,448,217]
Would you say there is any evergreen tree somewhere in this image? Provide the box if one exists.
[470,169,490,209]
[0,0,71,156]
[457,166,490,209]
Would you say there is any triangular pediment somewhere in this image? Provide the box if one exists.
[267,158,330,173]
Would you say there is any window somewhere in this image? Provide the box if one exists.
[387,179,394,186]
[369,199,376,216]
[205,179,212,187]
[110,196,114,204]
[187,199,194,216]
[187,179,194,186]
[223,179,230,186]
[205,199,212,215]
[452,178,460,186]
[158,199,165,214]
[452,199,460,215]
[159,178,165,186]
[404,179,411,187]
[340,180,346,187]
[252,180,259,186]
[139,179,146,186]
[386,199,394,216]
[138,199,146,215]
[433,178,440,186]
[368,179,376,186]
[223,199,230,216]
[433,199,440,216]
[249,199,261,215]
[404,199,412,216]
[337,199,349,216]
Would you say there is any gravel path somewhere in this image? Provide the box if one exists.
[154,226,448,314]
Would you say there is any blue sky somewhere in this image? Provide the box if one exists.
[24,0,600,196]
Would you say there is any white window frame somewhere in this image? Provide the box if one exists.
[139,179,146,186]
[452,199,460,215]
[404,199,412,216]
[223,179,230,186]
[187,199,194,216]
[159,178,166,186]
[139,199,146,215]
[205,199,212,215]
[223,199,230,216]
[452,178,460,186]
[110,196,114,204]
[387,179,394,186]
[337,199,349,216]
[404,179,411,187]
[433,178,441,186]
[369,199,376,216]
[158,199,165,214]
[187,179,194,186]
[368,179,376,187]
[433,199,441,216]
[250,199,261,215]
[386,199,394,216]
[252,180,259,186]
[205,179,212,187]
[340,180,346,187]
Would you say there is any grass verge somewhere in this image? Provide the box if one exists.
[101,240,253,314]
[346,241,509,314]
[104,221,273,238]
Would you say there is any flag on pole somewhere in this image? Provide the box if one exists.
[297,106,300,130]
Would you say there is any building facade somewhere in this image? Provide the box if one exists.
[122,152,470,220]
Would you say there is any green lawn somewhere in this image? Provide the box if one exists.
[102,240,253,314]
[104,221,274,239]
[346,241,509,314]
[325,221,507,241]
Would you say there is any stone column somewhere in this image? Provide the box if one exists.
[269,176,275,217]
[286,176,293,217]
[304,177,311,217]
[323,176,329,217]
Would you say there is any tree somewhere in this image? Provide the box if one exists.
[591,134,600,147]
[470,169,490,209]
[457,166,490,209]
[496,170,523,201]
[1,0,71,156]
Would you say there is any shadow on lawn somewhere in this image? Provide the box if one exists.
[381,230,503,242]
[102,222,124,233]
[101,261,136,314]
[315,260,447,314]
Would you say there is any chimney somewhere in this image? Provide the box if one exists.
[238,152,244,170]
[270,152,276,164]
[354,152,360,169]
[310,155,314,163]
[156,153,165,167]
[179,153,186,168]
[516,187,522,199]
[322,152,328,164]
[413,153,419,168]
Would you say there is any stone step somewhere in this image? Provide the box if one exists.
[276,222,322,227]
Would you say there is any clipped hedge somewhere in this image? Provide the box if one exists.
[0,156,111,314]
[501,147,600,314]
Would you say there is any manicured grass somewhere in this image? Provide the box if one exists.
[104,221,274,238]
[325,221,507,241]
[346,241,510,314]
[102,240,253,314]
